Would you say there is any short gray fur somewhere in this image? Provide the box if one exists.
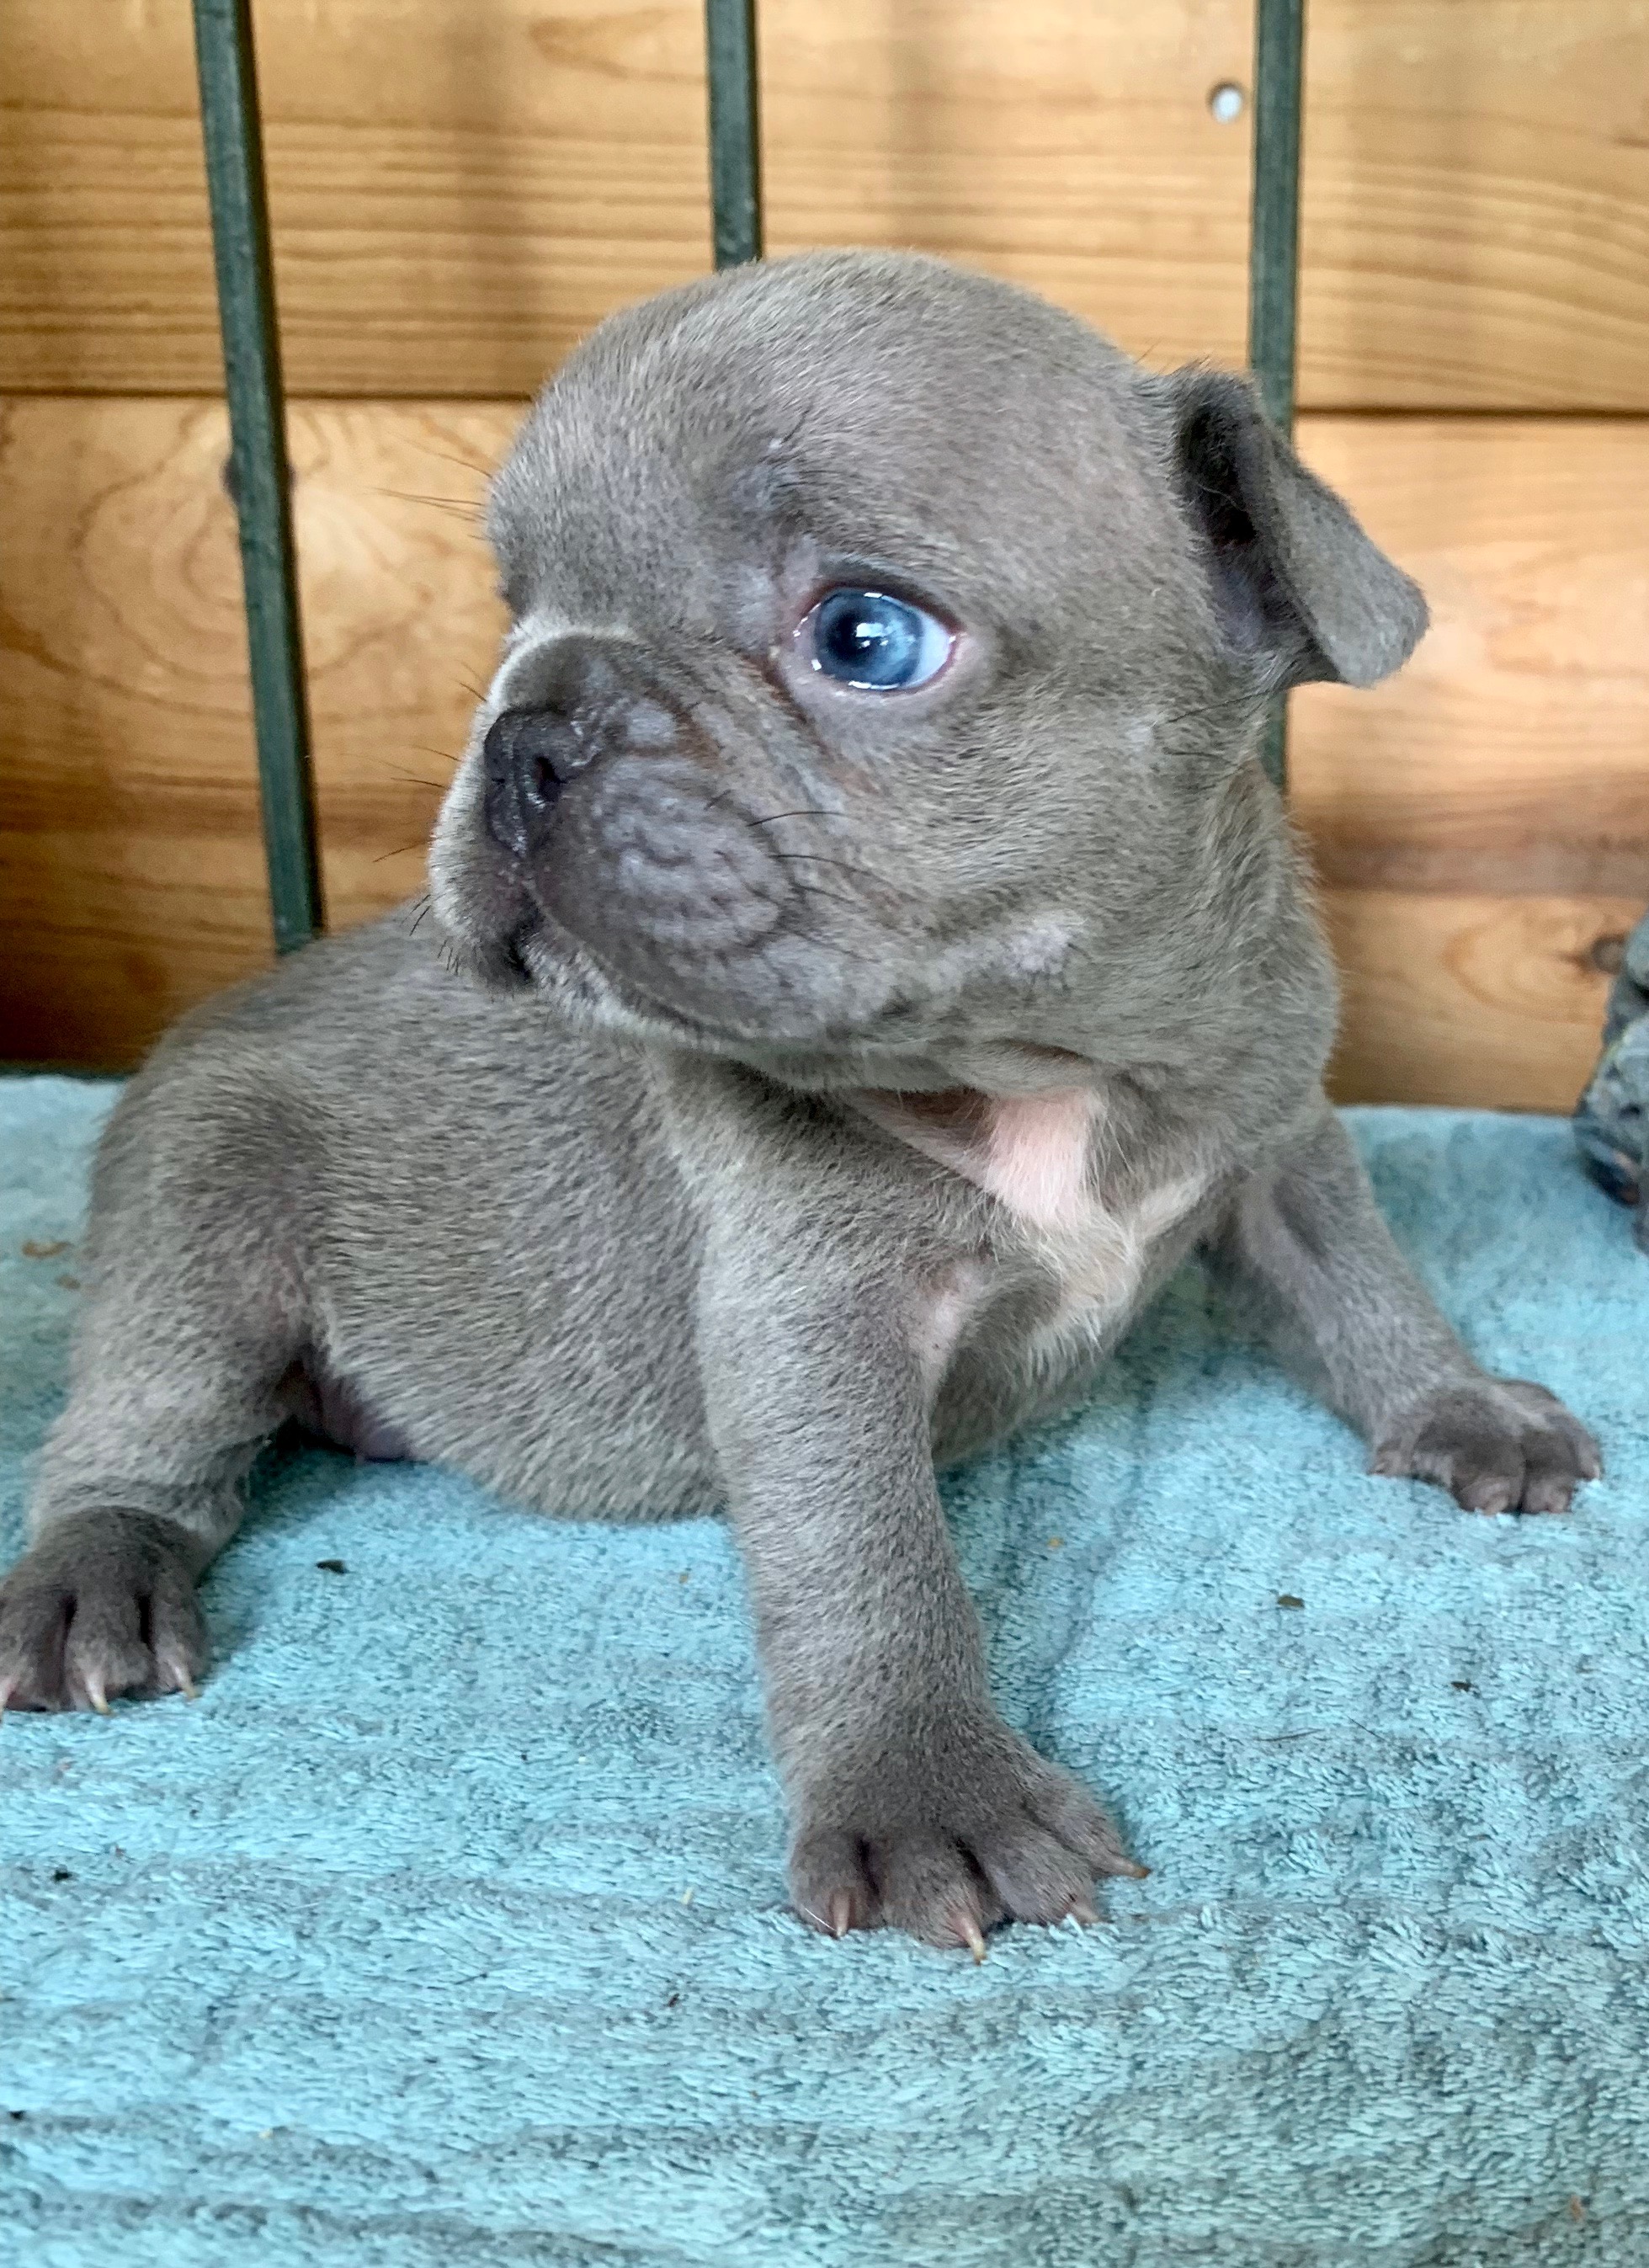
[0,255,1598,1953]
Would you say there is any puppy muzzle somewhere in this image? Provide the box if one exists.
[446,629,827,1030]
[482,707,577,861]
[481,632,676,860]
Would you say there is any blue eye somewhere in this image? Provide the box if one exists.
[805,588,953,690]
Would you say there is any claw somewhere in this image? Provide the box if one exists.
[827,1889,854,1939]
[955,1914,988,1964]
[88,1691,111,1717]
[1069,1898,1101,1926]
[1092,1846,1150,1879]
[157,1650,199,1700]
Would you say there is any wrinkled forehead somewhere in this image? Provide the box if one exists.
[487,272,1179,625]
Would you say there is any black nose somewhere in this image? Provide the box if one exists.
[482,707,582,860]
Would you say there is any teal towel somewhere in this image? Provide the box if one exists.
[3,1078,1647,2267]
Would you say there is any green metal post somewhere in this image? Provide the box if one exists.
[705,0,763,268]
[1247,0,1305,791]
[192,0,322,952]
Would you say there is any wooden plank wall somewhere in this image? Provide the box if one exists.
[2,0,1645,1106]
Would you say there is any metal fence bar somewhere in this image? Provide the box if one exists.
[1247,0,1305,791]
[192,0,322,952]
[704,0,763,269]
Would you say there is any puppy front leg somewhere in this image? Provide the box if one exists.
[697,1243,1141,1951]
[0,1073,306,1712]
[1216,1102,1600,1515]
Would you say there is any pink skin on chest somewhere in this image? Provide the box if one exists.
[851,1084,1206,1384]
[850,1085,1097,1232]
[973,1089,1098,1231]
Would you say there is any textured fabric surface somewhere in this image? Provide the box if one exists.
[3,1077,1647,2267]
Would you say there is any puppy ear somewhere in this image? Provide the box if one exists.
[1165,366,1428,689]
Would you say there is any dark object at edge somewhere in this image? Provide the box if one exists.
[1574,909,1649,1254]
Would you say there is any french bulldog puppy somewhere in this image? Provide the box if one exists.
[0,253,1599,1952]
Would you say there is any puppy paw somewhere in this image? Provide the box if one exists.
[788,1717,1145,1954]
[0,1511,205,1712]
[1371,1378,1601,1516]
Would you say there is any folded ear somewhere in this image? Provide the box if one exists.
[1165,365,1428,689]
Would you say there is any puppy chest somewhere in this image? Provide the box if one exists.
[853,1081,1207,1381]
[915,1174,1210,1390]
[1027,1172,1208,1359]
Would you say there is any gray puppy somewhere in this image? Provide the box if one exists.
[1,253,1599,1952]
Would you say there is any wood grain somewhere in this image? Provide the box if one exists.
[3,3,1646,408]
[1323,892,1637,1113]
[0,396,508,1064]
[1,397,1641,1106]
[1292,419,1649,900]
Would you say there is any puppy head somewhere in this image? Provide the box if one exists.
[430,251,1424,1084]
